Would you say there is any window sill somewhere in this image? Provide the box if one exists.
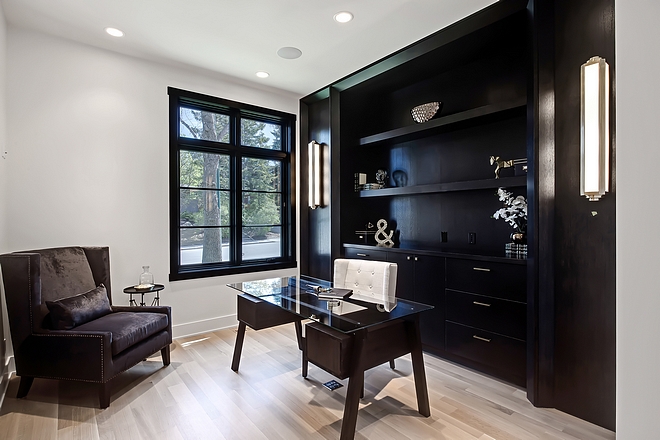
[169,260,297,281]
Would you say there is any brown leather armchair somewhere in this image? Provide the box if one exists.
[0,246,172,408]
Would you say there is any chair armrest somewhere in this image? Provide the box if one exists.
[111,305,170,315]
[17,330,112,382]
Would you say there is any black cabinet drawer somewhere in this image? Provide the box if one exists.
[445,289,526,340]
[445,321,525,385]
[446,258,526,302]
[344,247,388,261]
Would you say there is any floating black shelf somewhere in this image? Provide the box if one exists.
[359,100,526,147]
[359,175,526,197]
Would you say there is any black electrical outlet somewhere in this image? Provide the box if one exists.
[468,232,477,244]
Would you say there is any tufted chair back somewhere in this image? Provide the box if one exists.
[333,259,398,310]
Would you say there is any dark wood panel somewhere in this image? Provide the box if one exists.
[526,0,555,408]
[306,97,332,280]
[446,258,527,301]
[359,176,526,197]
[386,252,415,301]
[550,0,616,430]
[446,289,526,340]
[412,255,446,351]
[445,321,526,387]
[359,102,526,146]
[237,294,300,330]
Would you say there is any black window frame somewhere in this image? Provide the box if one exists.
[168,87,296,281]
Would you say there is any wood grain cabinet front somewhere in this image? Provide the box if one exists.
[344,247,389,262]
[445,289,526,340]
[446,258,526,302]
[445,321,526,386]
[445,257,526,386]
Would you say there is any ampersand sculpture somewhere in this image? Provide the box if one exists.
[374,219,394,247]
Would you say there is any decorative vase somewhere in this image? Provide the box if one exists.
[139,266,154,286]
[510,232,527,244]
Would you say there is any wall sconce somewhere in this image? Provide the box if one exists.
[308,140,322,209]
[580,56,610,201]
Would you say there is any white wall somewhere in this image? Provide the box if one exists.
[0,2,7,251]
[5,26,300,338]
[616,1,660,437]
[0,0,10,411]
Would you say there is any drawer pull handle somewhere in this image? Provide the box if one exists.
[473,335,491,343]
[357,253,368,257]
[473,301,491,307]
[473,267,491,272]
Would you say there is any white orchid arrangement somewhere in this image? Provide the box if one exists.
[493,188,527,232]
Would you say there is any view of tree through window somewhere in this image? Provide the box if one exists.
[169,88,295,280]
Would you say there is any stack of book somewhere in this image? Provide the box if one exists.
[505,243,528,259]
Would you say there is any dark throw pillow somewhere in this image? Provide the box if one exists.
[46,284,112,330]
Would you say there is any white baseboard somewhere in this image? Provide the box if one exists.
[0,360,11,410]
[172,314,237,339]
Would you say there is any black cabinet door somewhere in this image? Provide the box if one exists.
[413,255,445,351]
[387,253,445,350]
[386,252,415,301]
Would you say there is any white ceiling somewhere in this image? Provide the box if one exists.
[1,0,497,96]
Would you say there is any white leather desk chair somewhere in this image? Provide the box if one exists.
[333,258,398,312]
[334,258,399,370]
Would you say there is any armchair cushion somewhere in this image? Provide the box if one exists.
[45,284,112,330]
[75,311,169,356]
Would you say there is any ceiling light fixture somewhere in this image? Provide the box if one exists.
[104,27,124,37]
[256,71,270,78]
[333,11,354,23]
[277,47,303,60]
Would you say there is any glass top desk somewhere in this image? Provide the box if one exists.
[228,275,433,440]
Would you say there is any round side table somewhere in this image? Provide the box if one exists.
[123,284,164,306]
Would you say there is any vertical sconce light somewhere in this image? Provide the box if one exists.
[308,140,322,209]
[580,56,610,201]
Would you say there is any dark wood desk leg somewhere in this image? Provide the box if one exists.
[407,317,431,417]
[389,359,396,369]
[295,321,309,378]
[231,321,247,372]
[340,329,367,440]
[294,320,304,350]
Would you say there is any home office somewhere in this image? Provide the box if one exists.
[0,0,655,438]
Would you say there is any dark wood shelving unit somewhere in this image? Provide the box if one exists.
[359,175,526,197]
[359,100,526,147]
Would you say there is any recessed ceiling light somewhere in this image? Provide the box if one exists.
[277,47,303,60]
[105,27,124,37]
[333,11,354,23]
[256,71,270,78]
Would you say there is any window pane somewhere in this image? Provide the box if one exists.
[180,227,230,265]
[180,189,230,226]
[242,226,281,261]
[242,157,281,192]
[242,193,281,226]
[180,107,230,143]
[241,118,281,150]
[180,150,229,189]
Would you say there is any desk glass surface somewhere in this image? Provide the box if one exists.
[228,275,433,333]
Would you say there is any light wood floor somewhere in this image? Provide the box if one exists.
[0,325,615,440]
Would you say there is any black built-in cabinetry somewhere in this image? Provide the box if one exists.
[345,245,526,386]
[335,1,529,387]
[301,0,615,430]
[302,0,530,387]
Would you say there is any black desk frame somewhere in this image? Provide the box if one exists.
[231,293,430,440]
